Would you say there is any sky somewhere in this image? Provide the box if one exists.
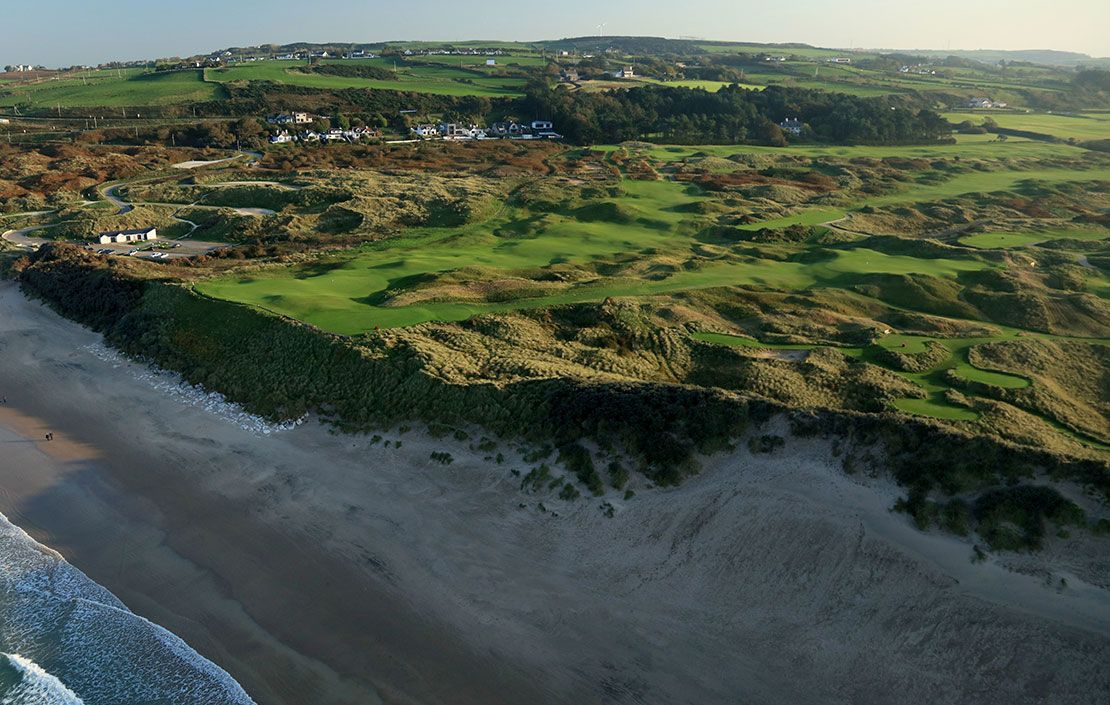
[6,0,1109,67]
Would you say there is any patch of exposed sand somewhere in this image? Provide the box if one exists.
[0,280,1107,705]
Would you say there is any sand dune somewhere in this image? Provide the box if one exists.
[0,279,1106,705]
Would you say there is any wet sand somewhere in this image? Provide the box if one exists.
[0,279,1108,705]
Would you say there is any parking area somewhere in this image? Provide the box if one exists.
[89,239,226,260]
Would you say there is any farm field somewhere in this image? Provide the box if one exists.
[942,111,1110,141]
[204,60,527,97]
[0,69,224,108]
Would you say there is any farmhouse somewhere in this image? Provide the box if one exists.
[613,66,635,79]
[560,69,579,82]
[96,227,157,245]
[967,97,1005,109]
[779,117,803,135]
[267,112,315,125]
[826,57,851,64]
[486,59,496,66]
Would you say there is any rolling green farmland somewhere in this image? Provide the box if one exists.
[942,111,1110,141]
[0,69,223,108]
[204,60,526,96]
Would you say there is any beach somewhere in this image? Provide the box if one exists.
[0,278,1107,705]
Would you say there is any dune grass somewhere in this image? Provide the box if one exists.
[197,164,1110,335]
[597,134,1092,161]
[196,177,998,335]
[691,330,1032,422]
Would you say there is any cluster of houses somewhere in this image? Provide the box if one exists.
[399,48,506,58]
[967,97,1007,109]
[270,126,380,144]
[612,66,635,79]
[410,120,562,141]
[3,64,37,73]
[95,227,158,245]
[825,57,852,64]
[900,64,937,75]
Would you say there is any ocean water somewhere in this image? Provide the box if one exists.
[0,513,255,705]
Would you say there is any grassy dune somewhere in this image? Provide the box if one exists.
[197,177,1005,334]
[197,164,1109,335]
[601,134,1093,161]
[960,229,1109,249]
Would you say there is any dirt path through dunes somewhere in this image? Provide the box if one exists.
[0,279,1107,705]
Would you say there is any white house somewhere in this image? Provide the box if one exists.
[97,227,157,245]
[613,66,635,79]
[972,98,1007,109]
[779,117,803,135]
[486,59,496,66]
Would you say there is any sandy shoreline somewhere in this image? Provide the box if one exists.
[0,278,1108,704]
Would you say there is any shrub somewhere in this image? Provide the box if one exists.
[558,442,604,496]
[558,482,581,501]
[748,434,785,454]
[973,485,1085,551]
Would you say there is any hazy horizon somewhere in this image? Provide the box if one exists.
[6,0,1109,67]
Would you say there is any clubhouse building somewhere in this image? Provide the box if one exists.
[97,227,158,245]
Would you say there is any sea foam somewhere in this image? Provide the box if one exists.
[0,513,255,704]
[0,653,83,705]
[82,342,305,435]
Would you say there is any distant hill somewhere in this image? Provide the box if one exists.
[885,48,1110,67]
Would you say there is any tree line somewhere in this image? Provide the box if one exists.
[521,82,952,145]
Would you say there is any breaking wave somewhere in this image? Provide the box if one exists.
[0,653,83,705]
[0,513,255,704]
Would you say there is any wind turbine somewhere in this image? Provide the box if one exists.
[597,23,607,37]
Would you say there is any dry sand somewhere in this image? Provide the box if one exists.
[0,279,1107,705]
